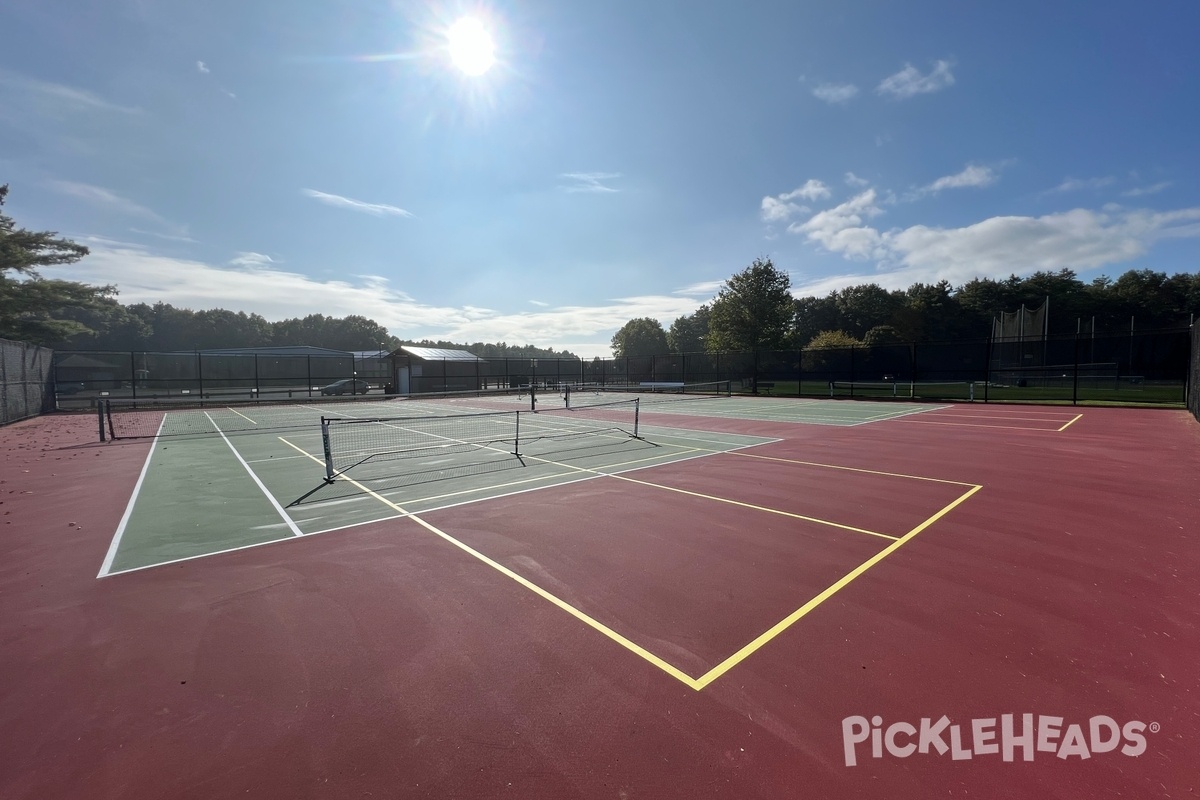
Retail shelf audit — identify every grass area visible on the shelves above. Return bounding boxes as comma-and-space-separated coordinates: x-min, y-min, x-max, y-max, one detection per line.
733, 379, 1186, 407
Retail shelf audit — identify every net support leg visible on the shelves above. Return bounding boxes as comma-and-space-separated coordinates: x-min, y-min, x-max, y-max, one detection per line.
321, 417, 335, 483
97, 401, 106, 442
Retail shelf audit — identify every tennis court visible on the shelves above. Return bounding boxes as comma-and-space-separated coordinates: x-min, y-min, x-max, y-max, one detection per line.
2, 390, 1197, 799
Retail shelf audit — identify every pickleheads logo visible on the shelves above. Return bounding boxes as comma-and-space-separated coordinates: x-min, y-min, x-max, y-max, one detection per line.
842, 714, 1158, 767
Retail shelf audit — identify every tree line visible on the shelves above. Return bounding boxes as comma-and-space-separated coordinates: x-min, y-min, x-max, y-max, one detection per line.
0, 184, 576, 359
612, 258, 1200, 357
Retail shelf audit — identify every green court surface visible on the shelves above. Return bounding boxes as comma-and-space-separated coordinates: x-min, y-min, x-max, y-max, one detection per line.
98, 395, 951, 577
99, 418, 773, 576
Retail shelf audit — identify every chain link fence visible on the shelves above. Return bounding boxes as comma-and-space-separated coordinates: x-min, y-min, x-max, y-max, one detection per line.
1, 338, 54, 426
54, 327, 1192, 411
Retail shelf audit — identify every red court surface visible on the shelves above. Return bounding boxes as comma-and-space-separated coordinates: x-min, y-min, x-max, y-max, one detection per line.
2, 402, 1198, 799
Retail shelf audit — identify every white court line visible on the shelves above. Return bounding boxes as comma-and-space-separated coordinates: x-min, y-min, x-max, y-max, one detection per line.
97, 415, 166, 578
104, 424, 778, 577
226, 406, 258, 425
205, 412, 303, 537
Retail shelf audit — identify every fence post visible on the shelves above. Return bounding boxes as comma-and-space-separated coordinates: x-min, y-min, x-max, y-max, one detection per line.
197, 351, 204, 398
1071, 331, 1080, 405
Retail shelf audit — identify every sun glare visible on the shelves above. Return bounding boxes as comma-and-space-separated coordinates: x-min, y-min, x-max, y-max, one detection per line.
447, 17, 495, 76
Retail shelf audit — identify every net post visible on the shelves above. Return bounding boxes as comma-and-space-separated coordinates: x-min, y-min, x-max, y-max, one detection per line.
513, 410, 522, 456
320, 417, 335, 483
97, 400, 106, 442
104, 399, 115, 440
633, 398, 640, 439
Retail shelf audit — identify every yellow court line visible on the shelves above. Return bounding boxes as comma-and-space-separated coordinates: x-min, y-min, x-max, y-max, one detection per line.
1057, 413, 1083, 432
226, 406, 258, 424
279, 437, 976, 691
730, 451, 977, 487
894, 419, 1063, 432
280, 437, 703, 688
691, 482, 983, 690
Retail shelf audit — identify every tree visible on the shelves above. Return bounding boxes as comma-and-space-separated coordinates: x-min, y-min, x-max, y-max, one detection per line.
804, 330, 862, 350
706, 257, 794, 352
862, 325, 903, 347
0, 184, 114, 343
667, 304, 711, 353
833, 283, 901, 338
611, 317, 669, 358
791, 295, 840, 349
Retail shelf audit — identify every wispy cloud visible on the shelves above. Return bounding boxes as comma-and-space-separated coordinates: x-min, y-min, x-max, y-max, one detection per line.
0, 70, 142, 115
196, 61, 210, 74
229, 252, 276, 268
302, 189, 413, 217
1049, 176, 1115, 194
845, 172, 870, 188
529, 300, 549, 307
673, 280, 725, 297
49, 180, 188, 236
1122, 181, 1172, 197
877, 60, 955, 99
560, 172, 622, 193
922, 164, 998, 195
812, 83, 859, 105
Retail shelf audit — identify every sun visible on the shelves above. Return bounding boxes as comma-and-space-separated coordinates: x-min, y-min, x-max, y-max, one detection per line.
446, 17, 496, 76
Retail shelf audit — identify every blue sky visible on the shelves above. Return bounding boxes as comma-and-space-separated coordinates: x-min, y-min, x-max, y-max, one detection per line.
2, 0, 1198, 357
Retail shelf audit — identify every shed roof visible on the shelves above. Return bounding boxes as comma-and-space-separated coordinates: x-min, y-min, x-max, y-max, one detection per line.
400, 346, 484, 362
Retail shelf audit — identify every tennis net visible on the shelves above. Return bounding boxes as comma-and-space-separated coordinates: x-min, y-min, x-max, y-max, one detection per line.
829, 380, 977, 400
321, 398, 641, 481
101, 386, 539, 440
563, 380, 731, 409
103, 393, 411, 439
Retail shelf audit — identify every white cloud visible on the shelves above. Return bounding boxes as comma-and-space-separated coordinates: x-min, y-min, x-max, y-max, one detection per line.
302, 189, 413, 217
529, 300, 549, 307
196, 61, 210, 74
1050, 176, 1115, 193
812, 83, 859, 104
762, 180, 832, 222
52, 241, 703, 358
877, 60, 955, 99
560, 172, 621, 193
761, 196, 808, 223
845, 172, 870, 188
782, 180, 831, 202
922, 164, 998, 194
789, 189, 886, 260
788, 198, 1200, 294
1122, 181, 1172, 197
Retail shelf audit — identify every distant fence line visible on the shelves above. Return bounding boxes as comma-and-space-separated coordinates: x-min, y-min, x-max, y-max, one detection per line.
51, 326, 1193, 409
1, 338, 54, 427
